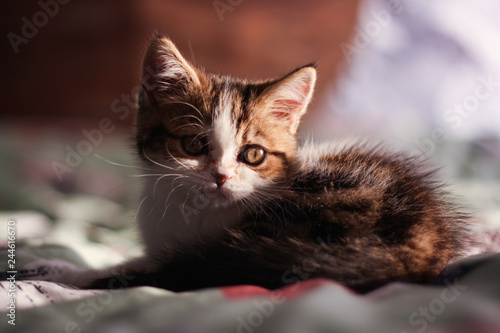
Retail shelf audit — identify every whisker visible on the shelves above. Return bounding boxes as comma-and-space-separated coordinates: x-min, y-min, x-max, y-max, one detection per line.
156, 100, 206, 121
181, 184, 199, 219
153, 172, 186, 199
159, 201, 171, 228
94, 154, 156, 172
133, 173, 186, 178
169, 122, 205, 132
133, 195, 149, 225
170, 114, 204, 125
165, 146, 193, 170
165, 183, 184, 206
142, 147, 182, 172
158, 183, 185, 225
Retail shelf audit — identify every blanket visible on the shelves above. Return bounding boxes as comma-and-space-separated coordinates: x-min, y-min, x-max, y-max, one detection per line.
1, 227, 500, 333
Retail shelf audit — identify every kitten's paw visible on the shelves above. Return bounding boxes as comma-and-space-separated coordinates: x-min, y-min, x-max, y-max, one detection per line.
22, 259, 99, 289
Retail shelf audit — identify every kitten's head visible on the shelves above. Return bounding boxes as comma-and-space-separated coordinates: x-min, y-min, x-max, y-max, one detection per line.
136, 36, 316, 207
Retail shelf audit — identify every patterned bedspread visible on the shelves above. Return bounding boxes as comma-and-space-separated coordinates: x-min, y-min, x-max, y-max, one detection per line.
1, 226, 500, 332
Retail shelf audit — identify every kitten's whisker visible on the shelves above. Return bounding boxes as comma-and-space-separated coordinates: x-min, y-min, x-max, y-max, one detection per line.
133, 173, 185, 178
146, 199, 156, 218
165, 183, 184, 206
93, 154, 156, 172
155, 100, 205, 120
181, 184, 198, 217
240, 194, 262, 216
191, 132, 212, 146
139, 155, 180, 172
159, 201, 171, 230
200, 95, 209, 119
169, 122, 205, 132
133, 195, 149, 225
170, 114, 205, 126
237, 198, 247, 216
153, 175, 163, 199
240, 197, 255, 215
133, 174, 164, 178
159, 183, 185, 224
153, 173, 187, 198
172, 175, 188, 184
142, 148, 184, 172
159, 182, 182, 225
250, 189, 291, 222
159, 194, 171, 231
142, 147, 169, 170
150, 173, 173, 201
165, 146, 194, 171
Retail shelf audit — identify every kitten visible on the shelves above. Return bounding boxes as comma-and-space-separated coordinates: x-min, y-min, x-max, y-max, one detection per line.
54, 36, 469, 293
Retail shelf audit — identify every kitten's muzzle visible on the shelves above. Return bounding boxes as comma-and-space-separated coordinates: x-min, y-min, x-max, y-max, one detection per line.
214, 173, 231, 187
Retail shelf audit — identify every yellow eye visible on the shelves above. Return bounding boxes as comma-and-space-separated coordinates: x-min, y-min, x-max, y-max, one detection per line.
241, 145, 266, 166
181, 136, 208, 156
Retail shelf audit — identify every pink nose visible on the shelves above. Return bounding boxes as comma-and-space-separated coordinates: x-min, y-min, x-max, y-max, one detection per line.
214, 173, 230, 187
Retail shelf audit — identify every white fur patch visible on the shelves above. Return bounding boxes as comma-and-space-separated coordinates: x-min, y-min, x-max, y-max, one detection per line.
296, 139, 359, 172
212, 85, 238, 175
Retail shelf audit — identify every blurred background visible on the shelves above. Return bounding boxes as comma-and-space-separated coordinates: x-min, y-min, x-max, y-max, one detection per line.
0, 0, 499, 264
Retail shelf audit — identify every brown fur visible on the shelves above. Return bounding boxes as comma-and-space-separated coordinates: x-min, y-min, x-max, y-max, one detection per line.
83, 36, 469, 293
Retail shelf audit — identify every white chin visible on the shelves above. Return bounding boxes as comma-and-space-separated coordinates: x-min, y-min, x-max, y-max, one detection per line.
203, 186, 242, 208
211, 196, 234, 208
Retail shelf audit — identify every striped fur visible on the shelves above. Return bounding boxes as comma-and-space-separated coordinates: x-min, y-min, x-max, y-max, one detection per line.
67, 36, 469, 293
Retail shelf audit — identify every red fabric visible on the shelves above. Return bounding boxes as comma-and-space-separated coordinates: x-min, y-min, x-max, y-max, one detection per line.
220, 278, 356, 300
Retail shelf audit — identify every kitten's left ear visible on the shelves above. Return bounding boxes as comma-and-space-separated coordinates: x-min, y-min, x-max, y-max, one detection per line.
260, 65, 317, 134
140, 35, 201, 105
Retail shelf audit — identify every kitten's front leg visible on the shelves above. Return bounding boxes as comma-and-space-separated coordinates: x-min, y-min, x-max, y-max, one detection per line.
79, 256, 159, 290
41, 256, 156, 290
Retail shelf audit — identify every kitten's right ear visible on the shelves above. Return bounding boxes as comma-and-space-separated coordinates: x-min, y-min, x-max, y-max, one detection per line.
258, 65, 317, 135
140, 36, 201, 106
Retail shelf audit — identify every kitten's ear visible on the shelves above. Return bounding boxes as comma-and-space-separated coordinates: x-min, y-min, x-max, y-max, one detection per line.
140, 35, 201, 105
260, 65, 316, 134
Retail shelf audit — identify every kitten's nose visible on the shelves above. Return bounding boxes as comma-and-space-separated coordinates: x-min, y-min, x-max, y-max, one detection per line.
214, 173, 230, 187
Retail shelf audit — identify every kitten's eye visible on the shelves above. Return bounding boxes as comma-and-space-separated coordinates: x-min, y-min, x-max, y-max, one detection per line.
240, 145, 266, 166
181, 136, 208, 156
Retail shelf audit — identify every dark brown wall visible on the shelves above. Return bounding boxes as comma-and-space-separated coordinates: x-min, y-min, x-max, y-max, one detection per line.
1, 0, 359, 126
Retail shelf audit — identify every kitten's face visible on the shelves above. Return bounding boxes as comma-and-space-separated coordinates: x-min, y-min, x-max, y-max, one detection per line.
136, 37, 316, 207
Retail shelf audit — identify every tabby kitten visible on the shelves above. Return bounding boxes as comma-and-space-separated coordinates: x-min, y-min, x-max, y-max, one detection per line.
60, 36, 468, 293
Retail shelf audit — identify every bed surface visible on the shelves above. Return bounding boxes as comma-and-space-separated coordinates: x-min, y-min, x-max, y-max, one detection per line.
1, 123, 500, 332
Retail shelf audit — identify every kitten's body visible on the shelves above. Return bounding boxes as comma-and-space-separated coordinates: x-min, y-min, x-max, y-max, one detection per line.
49, 36, 468, 293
